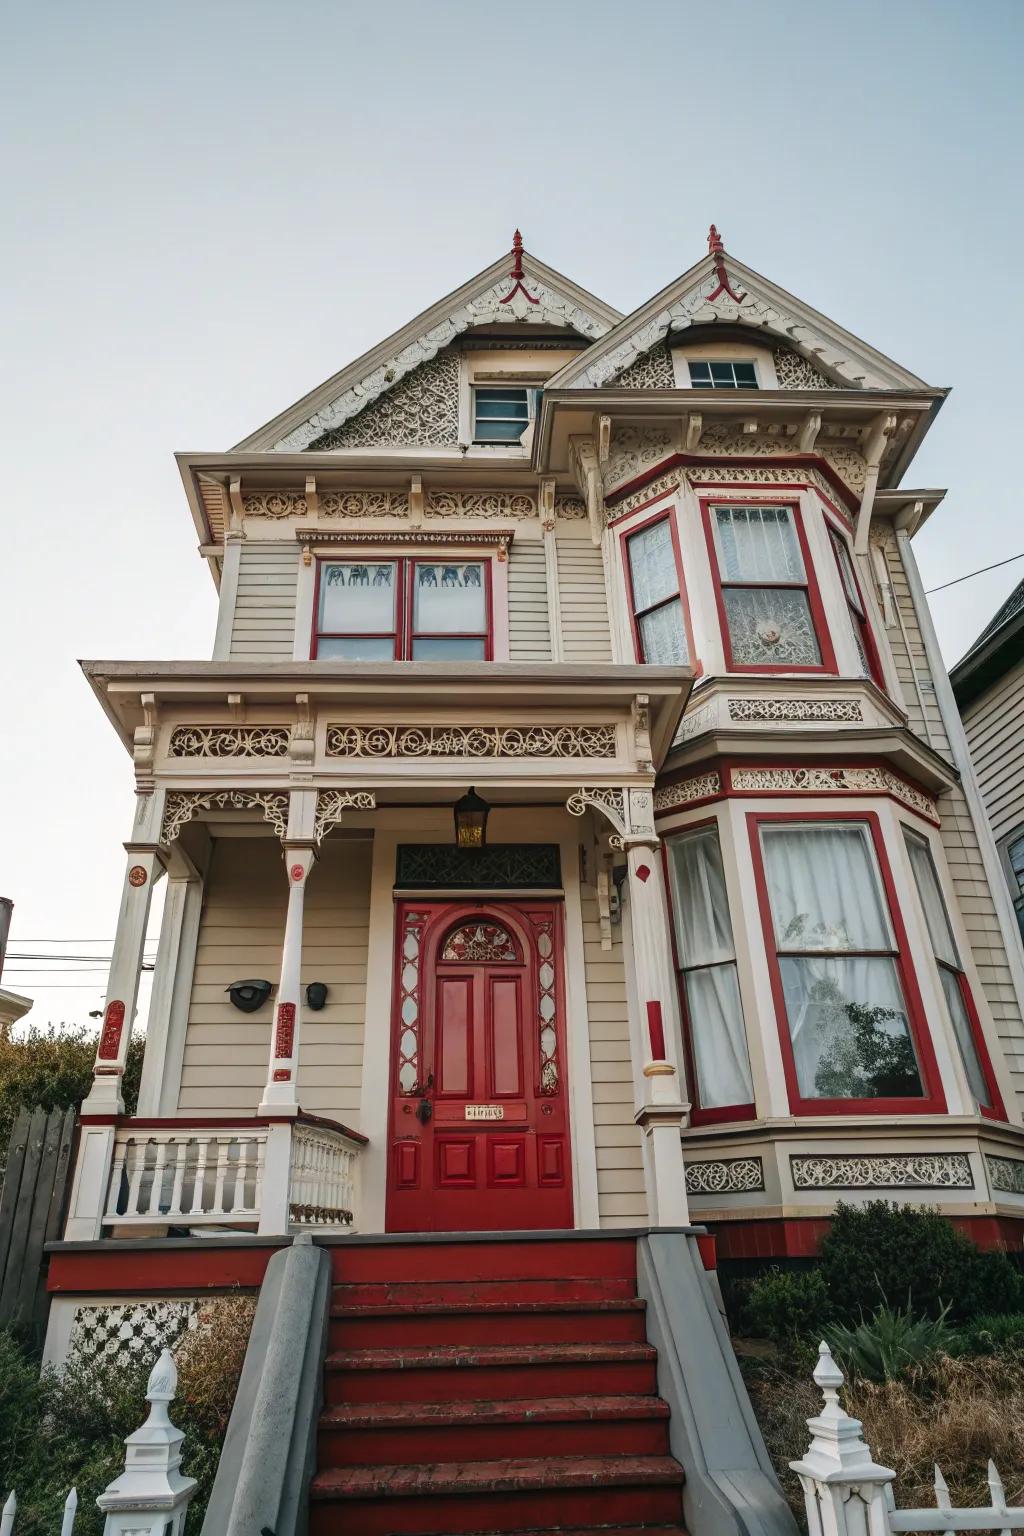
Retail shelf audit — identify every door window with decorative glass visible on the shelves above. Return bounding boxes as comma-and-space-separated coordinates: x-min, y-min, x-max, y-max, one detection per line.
667, 825, 754, 1115
314, 558, 490, 660
624, 516, 691, 666
904, 829, 1001, 1115
707, 503, 829, 671
756, 819, 935, 1108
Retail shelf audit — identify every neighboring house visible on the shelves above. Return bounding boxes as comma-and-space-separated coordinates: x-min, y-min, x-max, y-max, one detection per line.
952, 578, 1024, 948
40, 230, 1024, 1530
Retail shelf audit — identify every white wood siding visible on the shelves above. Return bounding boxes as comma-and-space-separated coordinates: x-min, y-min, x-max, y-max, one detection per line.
963, 657, 1024, 845
178, 835, 371, 1124
507, 540, 553, 661
228, 542, 299, 659
555, 530, 613, 662
580, 886, 647, 1226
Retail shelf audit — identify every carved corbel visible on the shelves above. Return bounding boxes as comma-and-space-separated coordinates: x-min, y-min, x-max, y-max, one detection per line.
685, 412, 703, 452
228, 475, 246, 537
305, 474, 319, 517
228, 693, 245, 722
742, 419, 758, 436
569, 435, 605, 548
409, 473, 424, 527
597, 414, 612, 465
314, 788, 376, 843
132, 693, 159, 796
566, 787, 627, 847
290, 694, 315, 777
539, 476, 556, 533
854, 412, 898, 554
632, 694, 653, 766
798, 410, 822, 452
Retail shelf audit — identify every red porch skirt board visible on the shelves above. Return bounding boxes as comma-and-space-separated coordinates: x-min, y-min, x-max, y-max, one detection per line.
708, 1212, 1024, 1262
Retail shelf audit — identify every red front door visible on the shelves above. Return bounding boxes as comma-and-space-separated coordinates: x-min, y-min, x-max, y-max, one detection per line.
386, 901, 573, 1232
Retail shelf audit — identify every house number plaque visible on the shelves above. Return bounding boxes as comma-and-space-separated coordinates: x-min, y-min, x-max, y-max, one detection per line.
465, 1105, 504, 1120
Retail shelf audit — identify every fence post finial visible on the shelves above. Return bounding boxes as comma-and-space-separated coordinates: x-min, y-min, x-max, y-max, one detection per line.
96, 1348, 197, 1535
790, 1343, 896, 1536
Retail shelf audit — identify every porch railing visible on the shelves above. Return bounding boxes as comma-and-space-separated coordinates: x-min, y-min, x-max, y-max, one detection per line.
95, 1115, 366, 1236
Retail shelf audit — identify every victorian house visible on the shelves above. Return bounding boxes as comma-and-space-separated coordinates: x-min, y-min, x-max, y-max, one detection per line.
39, 236, 1024, 1531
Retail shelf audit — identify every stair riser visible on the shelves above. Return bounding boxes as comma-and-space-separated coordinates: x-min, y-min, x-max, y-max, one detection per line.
319, 1415, 670, 1466
332, 1277, 637, 1307
330, 1240, 637, 1286
325, 1359, 658, 1404
309, 1481, 683, 1535
329, 1310, 646, 1348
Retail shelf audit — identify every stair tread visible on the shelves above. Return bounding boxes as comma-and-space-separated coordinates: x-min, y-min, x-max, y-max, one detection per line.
327, 1342, 657, 1370
321, 1394, 670, 1429
311, 1454, 685, 1500
331, 1298, 646, 1318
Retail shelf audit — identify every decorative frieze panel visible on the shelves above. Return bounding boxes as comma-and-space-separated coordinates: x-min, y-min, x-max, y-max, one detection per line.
314, 789, 376, 843
729, 765, 936, 820
653, 772, 721, 812
161, 789, 290, 844
772, 347, 842, 390
727, 698, 864, 723
318, 490, 409, 517
790, 1153, 974, 1190
554, 495, 587, 519
327, 724, 618, 759
167, 726, 291, 758
425, 491, 536, 519
605, 424, 678, 491
987, 1155, 1024, 1195
612, 342, 675, 388
611, 472, 681, 520
686, 1157, 765, 1195
309, 349, 461, 449
675, 702, 717, 740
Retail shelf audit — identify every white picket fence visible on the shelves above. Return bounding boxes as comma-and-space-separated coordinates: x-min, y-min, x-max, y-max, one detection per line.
1, 1350, 196, 1536
793, 1342, 1024, 1536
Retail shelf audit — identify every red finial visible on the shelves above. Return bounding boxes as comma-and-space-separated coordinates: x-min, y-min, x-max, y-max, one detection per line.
500, 226, 539, 305
708, 224, 724, 255
706, 222, 745, 304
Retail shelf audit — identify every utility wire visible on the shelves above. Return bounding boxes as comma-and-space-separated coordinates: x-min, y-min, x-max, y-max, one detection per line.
926, 551, 1024, 595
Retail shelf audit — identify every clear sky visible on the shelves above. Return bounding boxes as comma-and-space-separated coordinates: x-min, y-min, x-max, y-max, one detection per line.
2, 0, 1022, 1026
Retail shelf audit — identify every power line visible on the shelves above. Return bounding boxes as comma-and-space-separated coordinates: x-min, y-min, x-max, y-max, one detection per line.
926, 551, 1024, 595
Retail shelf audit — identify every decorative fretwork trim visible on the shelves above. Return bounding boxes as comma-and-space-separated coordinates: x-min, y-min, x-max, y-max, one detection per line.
425, 491, 536, 519
168, 726, 291, 758
727, 698, 864, 723
791, 1153, 973, 1190
309, 349, 460, 450
395, 844, 562, 890
987, 1155, 1024, 1195
314, 789, 375, 843
161, 790, 290, 844
566, 786, 627, 834
654, 772, 722, 813
772, 346, 843, 390
327, 724, 618, 759
296, 528, 513, 553
686, 1157, 765, 1195
729, 766, 936, 820
612, 342, 675, 388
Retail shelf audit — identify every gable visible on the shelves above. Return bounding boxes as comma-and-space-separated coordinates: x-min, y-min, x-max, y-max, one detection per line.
549, 238, 928, 394
608, 337, 842, 390
308, 348, 461, 450
236, 238, 621, 454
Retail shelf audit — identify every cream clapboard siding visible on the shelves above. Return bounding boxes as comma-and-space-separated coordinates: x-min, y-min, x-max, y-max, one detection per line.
963, 657, 1024, 845
882, 530, 1024, 1099
555, 529, 613, 662
580, 886, 647, 1226
228, 542, 299, 659
507, 540, 552, 661
178, 835, 371, 1123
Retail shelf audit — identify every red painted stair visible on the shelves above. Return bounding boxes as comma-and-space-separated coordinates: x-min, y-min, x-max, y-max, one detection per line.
309, 1237, 686, 1536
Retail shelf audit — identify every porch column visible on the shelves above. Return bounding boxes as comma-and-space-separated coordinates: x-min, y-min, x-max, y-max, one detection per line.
135, 838, 206, 1117
625, 838, 692, 1227
259, 791, 317, 1117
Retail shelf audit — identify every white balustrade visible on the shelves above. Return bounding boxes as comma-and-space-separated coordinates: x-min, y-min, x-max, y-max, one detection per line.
288, 1122, 362, 1228
103, 1128, 266, 1227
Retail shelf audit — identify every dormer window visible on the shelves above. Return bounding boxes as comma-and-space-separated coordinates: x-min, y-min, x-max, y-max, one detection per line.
688, 359, 758, 389
473, 387, 539, 444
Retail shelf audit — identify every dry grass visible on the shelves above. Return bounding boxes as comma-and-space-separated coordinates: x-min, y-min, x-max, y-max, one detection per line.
740, 1346, 1024, 1518
174, 1294, 256, 1439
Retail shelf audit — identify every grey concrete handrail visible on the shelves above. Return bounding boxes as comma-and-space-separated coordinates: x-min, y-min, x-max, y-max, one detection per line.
637, 1231, 798, 1536
201, 1235, 331, 1536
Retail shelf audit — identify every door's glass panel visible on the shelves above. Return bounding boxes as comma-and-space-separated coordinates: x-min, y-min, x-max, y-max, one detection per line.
441, 922, 518, 963
319, 563, 396, 631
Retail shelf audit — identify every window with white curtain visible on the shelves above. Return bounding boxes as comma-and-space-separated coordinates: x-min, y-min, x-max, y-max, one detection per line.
710, 505, 824, 669
758, 821, 926, 1103
904, 829, 995, 1111
667, 825, 754, 1110
625, 517, 690, 665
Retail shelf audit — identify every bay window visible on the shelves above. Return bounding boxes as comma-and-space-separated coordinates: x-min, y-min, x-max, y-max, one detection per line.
314, 558, 491, 660
753, 816, 940, 1111
624, 515, 692, 666
904, 829, 1002, 1116
667, 825, 754, 1117
828, 523, 884, 687
704, 503, 833, 672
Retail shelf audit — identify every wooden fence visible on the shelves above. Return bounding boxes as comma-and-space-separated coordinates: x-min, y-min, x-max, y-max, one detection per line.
0, 1106, 76, 1334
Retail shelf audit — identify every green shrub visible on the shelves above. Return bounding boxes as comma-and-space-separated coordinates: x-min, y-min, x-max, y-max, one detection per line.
952, 1312, 1024, 1356
825, 1303, 953, 1382
0, 1024, 144, 1172
740, 1266, 833, 1343
819, 1201, 1023, 1323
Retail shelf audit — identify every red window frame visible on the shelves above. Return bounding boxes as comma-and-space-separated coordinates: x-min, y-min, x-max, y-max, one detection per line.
311, 556, 493, 660
700, 497, 837, 675
619, 507, 697, 669
903, 827, 1006, 1121
826, 518, 886, 690
661, 820, 756, 1126
747, 809, 946, 1116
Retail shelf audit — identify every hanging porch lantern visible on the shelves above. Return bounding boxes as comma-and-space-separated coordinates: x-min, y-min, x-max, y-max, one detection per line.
453, 786, 490, 849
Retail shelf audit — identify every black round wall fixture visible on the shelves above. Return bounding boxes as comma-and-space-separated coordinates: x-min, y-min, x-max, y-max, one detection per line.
226, 979, 272, 1014
306, 982, 328, 1011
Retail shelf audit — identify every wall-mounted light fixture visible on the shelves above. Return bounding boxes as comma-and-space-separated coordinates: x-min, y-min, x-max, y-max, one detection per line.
226, 979, 272, 1014
305, 982, 328, 1011
453, 786, 490, 849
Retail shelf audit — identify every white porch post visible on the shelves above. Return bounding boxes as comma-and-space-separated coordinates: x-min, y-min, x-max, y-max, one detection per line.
136, 832, 208, 1117
259, 790, 317, 1117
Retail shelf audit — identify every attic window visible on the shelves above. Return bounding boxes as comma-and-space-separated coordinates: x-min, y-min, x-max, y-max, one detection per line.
688, 360, 758, 390
473, 387, 540, 444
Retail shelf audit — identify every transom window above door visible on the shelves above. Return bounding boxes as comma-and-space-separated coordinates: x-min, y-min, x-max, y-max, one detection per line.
688, 359, 758, 389
472, 387, 540, 444
314, 558, 491, 660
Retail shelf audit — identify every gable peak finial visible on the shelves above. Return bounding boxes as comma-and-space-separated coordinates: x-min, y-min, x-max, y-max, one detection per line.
706, 222, 746, 304
708, 224, 724, 255
501, 226, 539, 306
